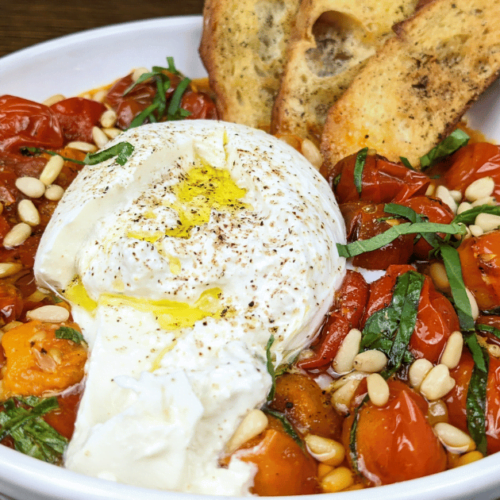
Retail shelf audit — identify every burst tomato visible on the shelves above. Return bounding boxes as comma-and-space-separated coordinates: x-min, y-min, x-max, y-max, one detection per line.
181, 90, 218, 120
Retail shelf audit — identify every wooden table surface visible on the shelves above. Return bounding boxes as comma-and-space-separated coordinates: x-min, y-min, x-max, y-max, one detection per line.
0, 0, 204, 58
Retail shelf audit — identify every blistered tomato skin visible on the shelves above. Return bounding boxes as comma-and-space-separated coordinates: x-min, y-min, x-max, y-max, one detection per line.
336, 270, 369, 329
343, 380, 447, 486
446, 351, 500, 454
44, 389, 83, 440
181, 91, 218, 120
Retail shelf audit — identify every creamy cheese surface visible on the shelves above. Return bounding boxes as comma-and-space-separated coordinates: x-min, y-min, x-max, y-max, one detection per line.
34, 121, 346, 495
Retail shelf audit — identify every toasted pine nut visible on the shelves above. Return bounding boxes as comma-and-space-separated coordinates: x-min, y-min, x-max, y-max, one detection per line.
305, 435, 345, 466
466, 288, 479, 320
0, 263, 22, 278
321, 467, 354, 493
92, 89, 107, 103
425, 184, 435, 197
15, 177, 46, 198
434, 422, 476, 452
226, 409, 268, 454
26, 290, 48, 303
475, 213, 500, 233
330, 371, 367, 391
450, 190, 462, 203
367, 373, 390, 407
44, 184, 65, 201
17, 200, 40, 227
92, 126, 109, 149
103, 127, 122, 139
333, 328, 362, 374
301, 139, 323, 169
39, 155, 64, 186
455, 451, 483, 467
42, 94, 65, 107
420, 364, 456, 401
465, 177, 495, 202
471, 196, 496, 207
436, 186, 457, 213
409, 358, 433, 389
318, 464, 334, 479
331, 379, 361, 415
100, 109, 117, 129
29, 331, 47, 342
67, 141, 97, 153
457, 202, 473, 215
48, 348, 62, 364
441, 332, 463, 369
3, 223, 31, 248
384, 219, 401, 227
26, 305, 70, 323
487, 344, 500, 358
2, 321, 22, 332
469, 224, 484, 237
427, 400, 449, 426
353, 350, 387, 373
132, 67, 150, 82
429, 262, 450, 292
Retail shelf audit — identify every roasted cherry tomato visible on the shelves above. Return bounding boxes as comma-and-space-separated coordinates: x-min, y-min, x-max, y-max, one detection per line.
0, 284, 23, 324
443, 143, 500, 201
336, 270, 370, 329
477, 316, 500, 346
399, 196, 455, 260
321, 152, 429, 205
343, 380, 447, 485
363, 265, 460, 363
0, 95, 63, 153
181, 90, 218, 120
50, 97, 105, 144
341, 202, 414, 270
0, 151, 47, 179
44, 388, 82, 440
446, 350, 500, 454
458, 231, 500, 311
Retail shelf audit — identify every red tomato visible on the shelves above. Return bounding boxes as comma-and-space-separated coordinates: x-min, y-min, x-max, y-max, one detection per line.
0, 284, 23, 323
458, 231, 500, 311
341, 202, 414, 270
0, 216, 11, 242
443, 143, 500, 201
181, 91, 218, 120
50, 97, 105, 144
399, 196, 455, 260
446, 350, 500, 454
343, 380, 447, 485
321, 153, 429, 204
44, 388, 82, 440
336, 270, 370, 329
363, 265, 459, 363
0, 95, 63, 153
477, 316, 500, 346
0, 151, 47, 179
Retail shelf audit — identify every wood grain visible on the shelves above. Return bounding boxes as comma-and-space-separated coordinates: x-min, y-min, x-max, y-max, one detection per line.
0, 0, 204, 58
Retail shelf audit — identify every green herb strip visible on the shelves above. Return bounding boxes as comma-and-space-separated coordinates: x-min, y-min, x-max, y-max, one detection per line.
167, 56, 180, 75
167, 77, 191, 121
399, 156, 416, 171
453, 205, 500, 225
333, 173, 342, 188
337, 221, 464, 258
262, 408, 304, 449
349, 395, 369, 475
353, 147, 369, 194
483, 307, 500, 316
21, 147, 85, 165
477, 324, 500, 339
128, 103, 160, 129
55, 326, 85, 344
420, 129, 470, 170
265, 335, 276, 402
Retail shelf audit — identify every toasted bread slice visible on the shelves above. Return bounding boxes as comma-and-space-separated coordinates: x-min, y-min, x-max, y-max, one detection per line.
321, 0, 500, 169
271, 0, 418, 142
200, 0, 300, 129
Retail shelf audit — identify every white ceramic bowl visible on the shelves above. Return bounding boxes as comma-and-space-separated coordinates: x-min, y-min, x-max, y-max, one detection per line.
1, 15, 500, 500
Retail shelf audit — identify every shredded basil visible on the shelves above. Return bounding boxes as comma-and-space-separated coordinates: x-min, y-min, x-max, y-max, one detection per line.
353, 147, 368, 195
167, 77, 192, 121
399, 156, 416, 171
21, 147, 85, 165
483, 307, 500, 316
55, 326, 85, 345
477, 324, 500, 339
464, 333, 488, 372
333, 173, 341, 188
420, 129, 470, 170
349, 395, 369, 475
128, 103, 160, 129
167, 56, 180, 75
453, 205, 500, 225
265, 335, 276, 402
262, 408, 303, 449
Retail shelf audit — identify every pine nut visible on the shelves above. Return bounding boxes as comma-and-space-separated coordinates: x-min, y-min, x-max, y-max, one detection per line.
455, 451, 483, 467
67, 141, 97, 153
42, 94, 65, 107
3, 223, 31, 248
44, 184, 65, 201
92, 89, 107, 103
39, 155, 64, 186
457, 202, 473, 215
471, 196, 496, 207
305, 435, 345, 466
15, 177, 46, 198
466, 288, 479, 320
427, 400, 449, 426
26, 305, 70, 323
330, 371, 367, 391
92, 126, 109, 149
441, 332, 463, 369
331, 379, 361, 415
226, 409, 268, 454
321, 467, 354, 493
332, 328, 362, 374
454, 223, 471, 241
132, 67, 150, 82
450, 190, 462, 203
301, 139, 323, 169
48, 348, 62, 364
29, 331, 47, 342
429, 262, 450, 292
2, 321, 22, 333
469, 225, 484, 237
17, 200, 40, 227
487, 344, 500, 358
353, 350, 387, 373
420, 364, 456, 400
434, 422, 476, 452
0, 263, 22, 278
100, 109, 117, 129
80, 93, 91, 100
367, 373, 390, 406
465, 177, 495, 202
436, 186, 457, 213
409, 358, 433, 389
103, 127, 122, 139
318, 464, 333, 479
425, 184, 435, 197
475, 213, 500, 233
